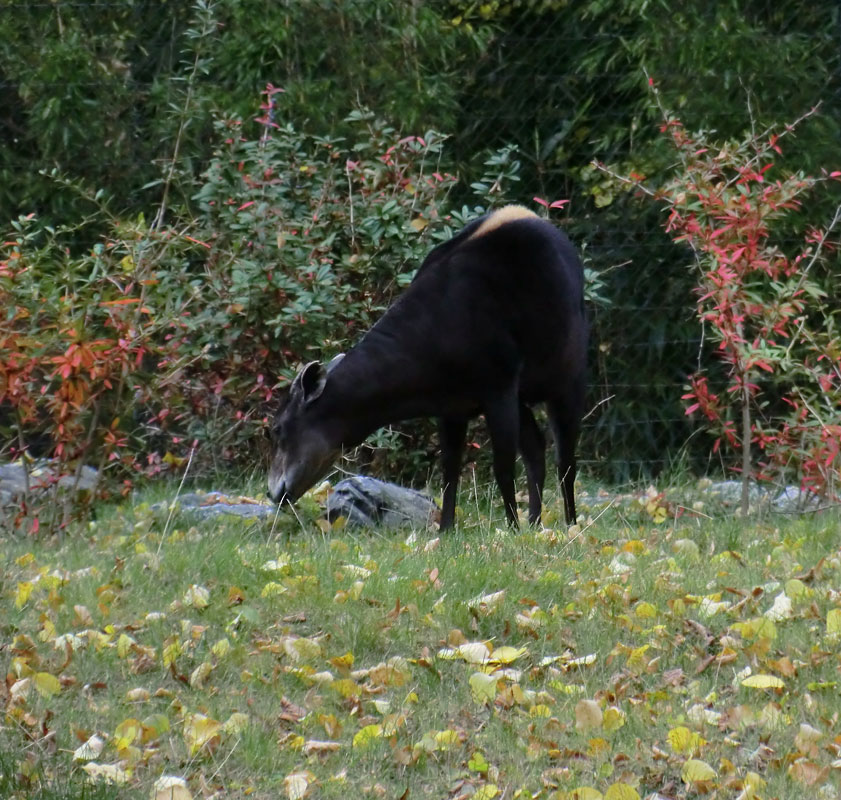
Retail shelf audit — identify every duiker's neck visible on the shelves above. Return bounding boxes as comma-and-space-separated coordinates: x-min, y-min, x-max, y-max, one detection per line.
316, 325, 437, 447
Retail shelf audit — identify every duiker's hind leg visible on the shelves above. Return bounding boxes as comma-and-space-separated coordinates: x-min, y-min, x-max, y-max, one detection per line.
439, 416, 468, 530
484, 389, 520, 526
546, 392, 584, 525
518, 404, 546, 525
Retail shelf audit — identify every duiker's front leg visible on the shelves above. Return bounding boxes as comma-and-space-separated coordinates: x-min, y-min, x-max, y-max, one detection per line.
546, 391, 584, 525
439, 416, 468, 530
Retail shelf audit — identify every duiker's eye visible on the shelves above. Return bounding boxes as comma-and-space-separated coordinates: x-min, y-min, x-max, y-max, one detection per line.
268, 425, 287, 447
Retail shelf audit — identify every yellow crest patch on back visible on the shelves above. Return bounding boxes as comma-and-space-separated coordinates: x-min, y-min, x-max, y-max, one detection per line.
468, 205, 540, 240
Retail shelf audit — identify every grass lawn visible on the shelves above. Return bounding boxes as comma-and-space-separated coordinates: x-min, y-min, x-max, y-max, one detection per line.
2, 482, 840, 800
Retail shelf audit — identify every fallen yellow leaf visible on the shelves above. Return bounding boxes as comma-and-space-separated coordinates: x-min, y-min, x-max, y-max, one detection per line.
468, 751, 489, 772
182, 584, 210, 609
626, 644, 651, 671
604, 783, 640, 800
151, 776, 193, 800
634, 601, 657, 619
603, 706, 626, 732
667, 725, 705, 755
284, 771, 314, 800
183, 713, 221, 756
568, 788, 602, 800
114, 718, 141, 750
189, 661, 213, 689
352, 724, 382, 749
82, 762, 130, 784
458, 641, 492, 663
261, 581, 288, 598
741, 674, 785, 689
33, 671, 61, 698
211, 637, 231, 657
15, 581, 34, 609
303, 739, 341, 755
223, 712, 249, 735
434, 729, 460, 749
488, 645, 528, 664
681, 758, 717, 783
469, 672, 498, 704
330, 678, 358, 698
575, 699, 603, 731
284, 636, 322, 662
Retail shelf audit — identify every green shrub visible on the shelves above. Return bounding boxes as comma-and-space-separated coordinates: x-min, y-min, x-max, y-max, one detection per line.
597, 98, 841, 504
1, 93, 530, 531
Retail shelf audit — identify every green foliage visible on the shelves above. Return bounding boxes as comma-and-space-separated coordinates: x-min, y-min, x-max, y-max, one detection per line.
2, 94, 532, 529
191, 108, 456, 372
0, 0, 484, 224
2, 0, 841, 490
604, 106, 841, 501
0, 216, 160, 530
596, 100, 841, 500
0, 1, 194, 222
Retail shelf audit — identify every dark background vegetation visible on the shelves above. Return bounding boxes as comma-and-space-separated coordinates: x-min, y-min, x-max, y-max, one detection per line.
2, 0, 840, 489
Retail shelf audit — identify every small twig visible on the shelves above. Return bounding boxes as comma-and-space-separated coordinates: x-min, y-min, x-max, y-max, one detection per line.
590, 159, 656, 197
151, 5, 216, 231
207, 737, 240, 783
156, 344, 212, 388
157, 444, 195, 556
674, 505, 713, 520
267, 500, 285, 541
599, 259, 632, 276
724, 103, 823, 192
743, 78, 757, 140
472, 463, 481, 525
582, 394, 614, 422
14, 408, 31, 496
346, 161, 356, 249
642, 66, 822, 195
562, 499, 617, 552
793, 200, 841, 293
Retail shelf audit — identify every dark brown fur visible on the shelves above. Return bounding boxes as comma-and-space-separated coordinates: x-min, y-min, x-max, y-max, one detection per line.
268, 207, 587, 528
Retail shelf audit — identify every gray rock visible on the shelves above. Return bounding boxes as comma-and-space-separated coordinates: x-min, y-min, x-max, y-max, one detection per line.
171, 492, 212, 509
56, 465, 99, 491
158, 479, 438, 528
705, 480, 772, 508
771, 486, 823, 513
701, 480, 824, 513
0, 460, 99, 501
183, 502, 277, 520
0, 463, 31, 494
326, 475, 439, 528
161, 491, 276, 520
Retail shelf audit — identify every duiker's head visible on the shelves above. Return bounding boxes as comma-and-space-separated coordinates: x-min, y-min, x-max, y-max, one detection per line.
267, 357, 344, 505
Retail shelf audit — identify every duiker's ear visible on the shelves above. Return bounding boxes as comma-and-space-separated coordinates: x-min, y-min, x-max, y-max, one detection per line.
326, 352, 345, 374
291, 361, 327, 403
